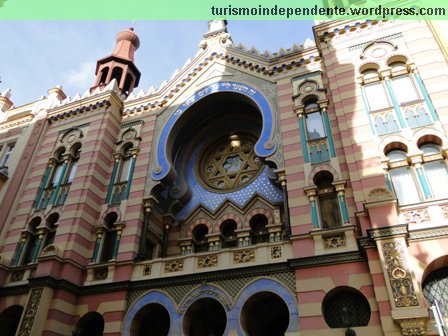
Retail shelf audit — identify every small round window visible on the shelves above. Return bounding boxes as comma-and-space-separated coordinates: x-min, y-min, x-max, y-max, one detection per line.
197, 134, 263, 192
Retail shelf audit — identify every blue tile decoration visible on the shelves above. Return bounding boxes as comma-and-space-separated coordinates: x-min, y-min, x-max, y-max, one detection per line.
175, 143, 283, 220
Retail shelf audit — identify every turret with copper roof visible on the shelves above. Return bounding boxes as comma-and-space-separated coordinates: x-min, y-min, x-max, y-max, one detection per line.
90, 27, 141, 96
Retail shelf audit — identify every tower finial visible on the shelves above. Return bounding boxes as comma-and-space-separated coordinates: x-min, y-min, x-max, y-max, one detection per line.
90, 27, 141, 96
204, 20, 228, 37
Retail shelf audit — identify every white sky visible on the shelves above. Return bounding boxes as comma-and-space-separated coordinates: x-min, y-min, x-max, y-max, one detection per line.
0, 21, 314, 107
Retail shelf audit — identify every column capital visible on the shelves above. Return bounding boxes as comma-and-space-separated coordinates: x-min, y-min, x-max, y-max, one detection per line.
293, 107, 304, 117
143, 197, 158, 212
304, 186, 317, 196
317, 99, 329, 110
274, 169, 287, 186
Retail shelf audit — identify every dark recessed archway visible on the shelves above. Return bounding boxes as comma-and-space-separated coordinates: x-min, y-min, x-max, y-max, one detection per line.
130, 303, 170, 336
0, 305, 24, 336
73, 312, 104, 336
183, 298, 227, 336
241, 292, 289, 336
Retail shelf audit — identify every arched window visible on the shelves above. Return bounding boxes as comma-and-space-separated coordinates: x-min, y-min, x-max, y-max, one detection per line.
44, 213, 59, 248
99, 212, 118, 263
419, 142, 448, 199
21, 217, 41, 265
323, 287, 371, 328
249, 214, 269, 244
99, 66, 109, 84
390, 62, 420, 105
111, 67, 123, 85
220, 219, 237, 248
362, 68, 390, 111
314, 171, 341, 229
118, 145, 133, 183
192, 224, 209, 253
123, 73, 133, 95
386, 149, 421, 205
304, 100, 325, 141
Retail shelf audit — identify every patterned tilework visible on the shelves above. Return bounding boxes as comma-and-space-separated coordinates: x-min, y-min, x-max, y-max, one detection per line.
175, 143, 283, 220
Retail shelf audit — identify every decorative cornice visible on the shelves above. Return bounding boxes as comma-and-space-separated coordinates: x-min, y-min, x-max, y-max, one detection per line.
120, 120, 144, 128
288, 251, 366, 269
48, 100, 112, 124
358, 236, 375, 249
368, 224, 408, 240
408, 226, 448, 241
0, 115, 33, 130
292, 71, 322, 82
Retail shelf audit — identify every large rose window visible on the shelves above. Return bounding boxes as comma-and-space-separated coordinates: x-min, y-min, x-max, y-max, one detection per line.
197, 134, 262, 192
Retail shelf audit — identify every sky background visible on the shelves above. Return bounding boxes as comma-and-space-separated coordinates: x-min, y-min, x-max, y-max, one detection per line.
0, 21, 314, 107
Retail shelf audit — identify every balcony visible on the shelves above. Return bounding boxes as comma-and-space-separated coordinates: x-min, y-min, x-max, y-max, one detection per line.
84, 241, 292, 285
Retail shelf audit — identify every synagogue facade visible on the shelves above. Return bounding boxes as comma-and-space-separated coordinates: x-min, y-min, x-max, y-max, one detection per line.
0, 19, 448, 336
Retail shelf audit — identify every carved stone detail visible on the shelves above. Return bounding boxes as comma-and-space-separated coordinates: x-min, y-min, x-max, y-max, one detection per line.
382, 241, 419, 307
402, 209, 430, 226
142, 264, 152, 276
440, 205, 448, 219
271, 246, 282, 259
398, 318, 426, 336
197, 255, 218, 268
323, 233, 346, 249
17, 287, 44, 336
94, 267, 108, 280
10, 270, 24, 282
164, 259, 184, 273
233, 249, 255, 264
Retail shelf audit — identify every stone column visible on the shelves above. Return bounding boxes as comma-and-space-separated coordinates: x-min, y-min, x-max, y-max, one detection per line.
294, 107, 310, 163
276, 169, 291, 237
162, 216, 175, 258
382, 72, 406, 129
333, 181, 350, 224
135, 199, 155, 261
106, 155, 120, 204
31, 229, 45, 263
304, 186, 320, 229
112, 222, 125, 260
12, 232, 28, 266
318, 100, 336, 158
91, 227, 104, 263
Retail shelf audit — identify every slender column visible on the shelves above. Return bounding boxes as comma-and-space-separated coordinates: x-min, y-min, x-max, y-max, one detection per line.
319, 102, 336, 158
414, 72, 438, 121
91, 228, 103, 263
334, 181, 350, 224
294, 108, 310, 163
162, 223, 171, 258
106, 156, 120, 204
276, 170, 291, 237
31, 229, 45, 262
410, 156, 433, 199
384, 77, 406, 128
50, 159, 68, 206
34, 162, 53, 208
305, 187, 320, 229
124, 149, 139, 199
12, 233, 28, 266
112, 222, 125, 260
135, 200, 153, 261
